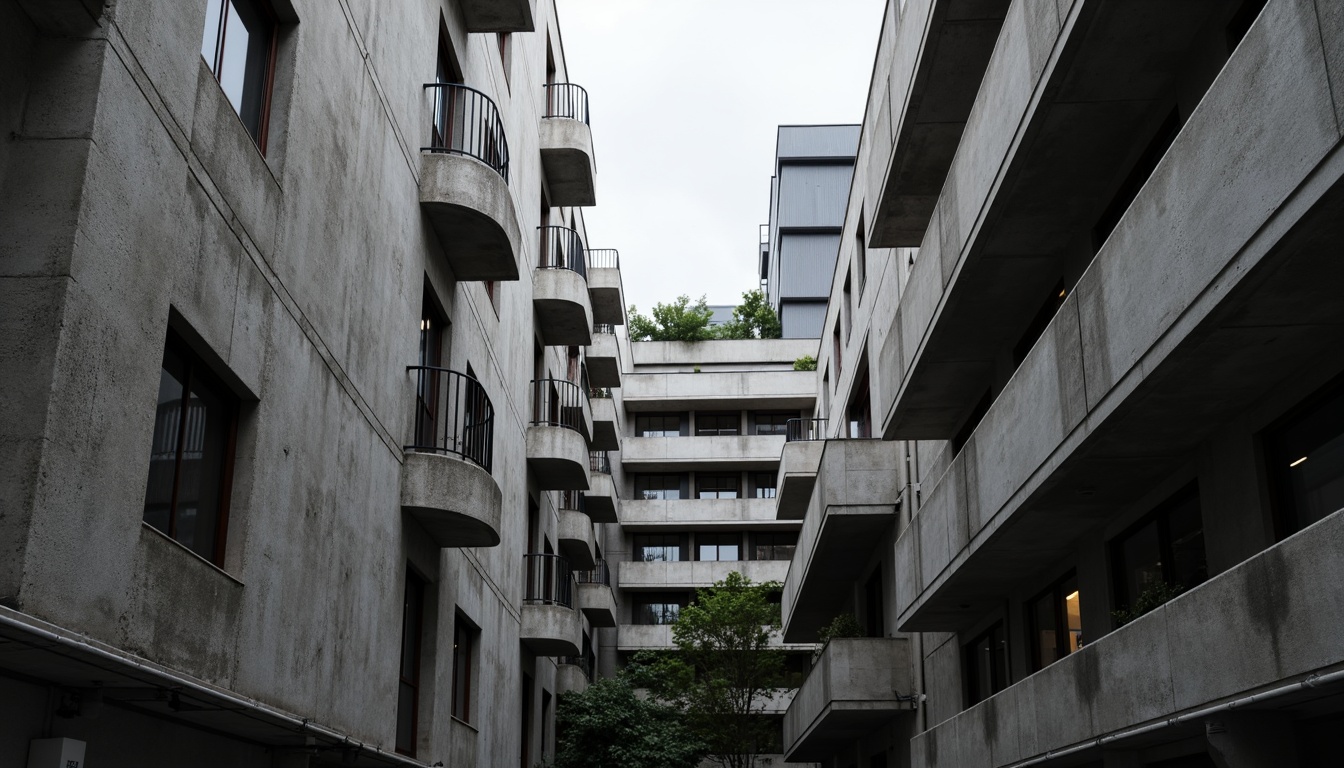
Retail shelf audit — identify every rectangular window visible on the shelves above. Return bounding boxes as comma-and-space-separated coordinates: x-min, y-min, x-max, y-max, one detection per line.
633, 534, 687, 562
1264, 376, 1344, 538
451, 612, 476, 723
1026, 572, 1082, 672
201, 0, 278, 150
749, 472, 777, 499
855, 213, 867, 296
696, 473, 740, 500
832, 326, 843, 377
1110, 484, 1206, 624
864, 569, 884, 638
143, 330, 239, 565
963, 622, 1008, 708
396, 570, 426, 756
696, 532, 740, 562
635, 413, 686, 437
752, 532, 797, 561
696, 412, 741, 436
752, 412, 794, 436
847, 372, 872, 439
842, 273, 852, 342
632, 592, 691, 625
633, 473, 687, 501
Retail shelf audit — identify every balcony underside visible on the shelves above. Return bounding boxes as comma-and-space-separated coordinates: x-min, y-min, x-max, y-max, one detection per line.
581, 473, 618, 523
558, 510, 597, 570
585, 334, 620, 387
525, 426, 590, 490
783, 506, 895, 643
577, 582, 617, 628
539, 119, 596, 206
458, 0, 534, 33
587, 267, 624, 326
534, 268, 593, 346
776, 440, 823, 520
400, 452, 502, 547
784, 638, 915, 763
520, 603, 581, 656
419, 152, 521, 281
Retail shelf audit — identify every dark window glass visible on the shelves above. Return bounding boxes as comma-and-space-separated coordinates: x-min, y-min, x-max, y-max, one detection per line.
397, 571, 425, 756
963, 622, 1008, 708
864, 569, 884, 638
753, 412, 794, 436
452, 612, 475, 722
1110, 484, 1207, 622
143, 333, 238, 564
1264, 378, 1344, 537
847, 372, 871, 439
696, 412, 741, 436
697, 532, 740, 562
752, 532, 797, 561
632, 592, 691, 625
1026, 573, 1082, 672
634, 534, 686, 562
634, 473, 686, 500
750, 472, 777, 499
636, 413, 685, 437
201, 0, 277, 148
697, 473, 740, 499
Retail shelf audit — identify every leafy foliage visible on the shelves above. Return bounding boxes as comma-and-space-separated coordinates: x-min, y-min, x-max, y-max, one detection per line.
628, 295, 716, 342
627, 572, 790, 768
553, 676, 707, 768
713, 290, 783, 340
1111, 581, 1185, 626
793, 355, 817, 371
817, 613, 863, 645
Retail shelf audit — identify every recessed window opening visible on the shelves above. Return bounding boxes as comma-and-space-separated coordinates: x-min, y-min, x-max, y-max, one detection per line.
396, 569, 426, 755
1264, 374, 1344, 538
749, 472, 778, 499
963, 622, 1008, 707
696, 412, 741, 436
635, 412, 686, 437
451, 611, 477, 723
1109, 483, 1207, 626
751, 532, 796, 561
634, 533, 687, 562
696, 473, 740, 500
1027, 571, 1082, 672
634, 473, 687, 501
847, 371, 872, 439
201, 0, 278, 150
632, 592, 691, 625
696, 532, 741, 562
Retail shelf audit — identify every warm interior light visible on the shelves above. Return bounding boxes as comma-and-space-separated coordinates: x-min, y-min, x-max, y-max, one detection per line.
1058, 289, 1067, 298
1066, 590, 1079, 601
1290, 456, 1308, 467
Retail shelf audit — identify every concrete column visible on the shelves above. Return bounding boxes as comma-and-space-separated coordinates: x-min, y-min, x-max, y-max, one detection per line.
1206, 712, 1299, 768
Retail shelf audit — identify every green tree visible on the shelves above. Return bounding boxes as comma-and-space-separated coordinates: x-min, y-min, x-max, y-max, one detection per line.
714, 289, 782, 340
628, 294, 715, 342
793, 355, 817, 371
627, 572, 790, 768
554, 676, 707, 768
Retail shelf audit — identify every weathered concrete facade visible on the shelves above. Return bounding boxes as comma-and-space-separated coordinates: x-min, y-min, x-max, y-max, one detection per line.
0, 0, 615, 765
782, 0, 1344, 767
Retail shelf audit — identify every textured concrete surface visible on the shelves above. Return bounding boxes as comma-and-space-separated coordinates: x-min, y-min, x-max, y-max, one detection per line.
776, 439, 824, 520
533, 266, 594, 346
526, 425, 591, 490
557, 509, 597, 570
539, 117, 596, 207
419, 151, 523, 281
784, 637, 915, 762
576, 581, 617, 628
520, 602, 582, 657
586, 264, 625, 326
585, 331, 621, 387
400, 452, 503, 548
458, 0, 534, 32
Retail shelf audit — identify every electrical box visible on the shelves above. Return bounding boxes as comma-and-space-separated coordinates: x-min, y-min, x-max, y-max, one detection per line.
26, 738, 86, 768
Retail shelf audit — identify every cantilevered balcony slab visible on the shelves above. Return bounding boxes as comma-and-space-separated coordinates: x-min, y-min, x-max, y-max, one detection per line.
540, 119, 596, 207
586, 251, 625, 326
458, 0, 533, 32
581, 471, 618, 523
617, 624, 673, 652
577, 581, 617, 628
533, 267, 593, 346
525, 425, 589, 490
782, 440, 903, 643
585, 332, 621, 388
419, 152, 521, 281
783, 638, 914, 763
621, 498, 782, 531
619, 560, 789, 591
400, 452, 502, 547
558, 509, 597, 570
520, 603, 581, 656
589, 396, 619, 451
622, 435, 785, 472
776, 439, 823, 520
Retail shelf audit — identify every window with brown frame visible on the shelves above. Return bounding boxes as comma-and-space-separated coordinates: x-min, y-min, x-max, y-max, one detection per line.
963, 621, 1008, 708
143, 330, 239, 565
1026, 572, 1082, 672
200, 0, 279, 151
452, 611, 477, 723
396, 570, 426, 756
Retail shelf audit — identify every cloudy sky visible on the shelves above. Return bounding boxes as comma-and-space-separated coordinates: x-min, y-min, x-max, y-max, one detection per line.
555, 0, 886, 314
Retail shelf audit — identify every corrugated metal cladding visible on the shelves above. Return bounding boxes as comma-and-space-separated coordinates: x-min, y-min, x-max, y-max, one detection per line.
781, 301, 829, 338
777, 164, 854, 228
779, 233, 840, 298
777, 124, 861, 159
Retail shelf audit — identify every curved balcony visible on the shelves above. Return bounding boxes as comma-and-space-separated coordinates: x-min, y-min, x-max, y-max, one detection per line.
558, 495, 597, 570
521, 554, 582, 656
575, 561, 617, 628
419, 83, 521, 281
534, 226, 593, 345
401, 367, 501, 547
586, 325, 621, 388
459, 0, 533, 33
585, 249, 625, 326
582, 452, 618, 523
556, 656, 591, 695
526, 379, 590, 490
540, 83, 596, 206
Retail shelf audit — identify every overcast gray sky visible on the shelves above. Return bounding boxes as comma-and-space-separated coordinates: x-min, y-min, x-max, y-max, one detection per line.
555, 0, 885, 314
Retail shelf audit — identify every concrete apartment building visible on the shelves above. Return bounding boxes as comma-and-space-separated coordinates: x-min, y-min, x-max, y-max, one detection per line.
0, 0, 624, 766
761, 125, 860, 339
778, 0, 1344, 767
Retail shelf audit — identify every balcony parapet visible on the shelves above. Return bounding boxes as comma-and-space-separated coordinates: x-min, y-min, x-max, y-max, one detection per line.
621, 498, 781, 531
520, 554, 582, 656
621, 434, 785, 471
589, 394, 620, 451
534, 226, 593, 346
776, 436, 824, 521
586, 329, 621, 388
586, 250, 625, 326
576, 561, 617, 628
525, 379, 589, 490
558, 503, 597, 570
783, 637, 914, 762
540, 83, 596, 206
619, 560, 789, 591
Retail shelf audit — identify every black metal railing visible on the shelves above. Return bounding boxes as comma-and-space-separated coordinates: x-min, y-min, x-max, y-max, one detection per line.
589, 386, 612, 399
575, 560, 610, 587
585, 249, 619, 269
531, 378, 585, 431
589, 451, 611, 474
538, 226, 587, 278
558, 655, 593, 681
785, 417, 826, 442
524, 553, 574, 608
593, 323, 615, 335
560, 490, 585, 513
423, 82, 509, 182
406, 367, 494, 472
543, 83, 590, 125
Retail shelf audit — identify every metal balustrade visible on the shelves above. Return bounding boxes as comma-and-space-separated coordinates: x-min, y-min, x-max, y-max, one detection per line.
542, 83, 590, 125
785, 417, 827, 442
406, 367, 494, 472
423, 82, 509, 182
530, 378, 585, 431
585, 249, 619, 269
537, 226, 587, 279
574, 560, 610, 587
524, 553, 574, 608
589, 451, 611, 474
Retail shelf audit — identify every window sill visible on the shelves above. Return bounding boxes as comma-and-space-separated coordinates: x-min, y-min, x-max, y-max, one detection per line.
140, 522, 245, 588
